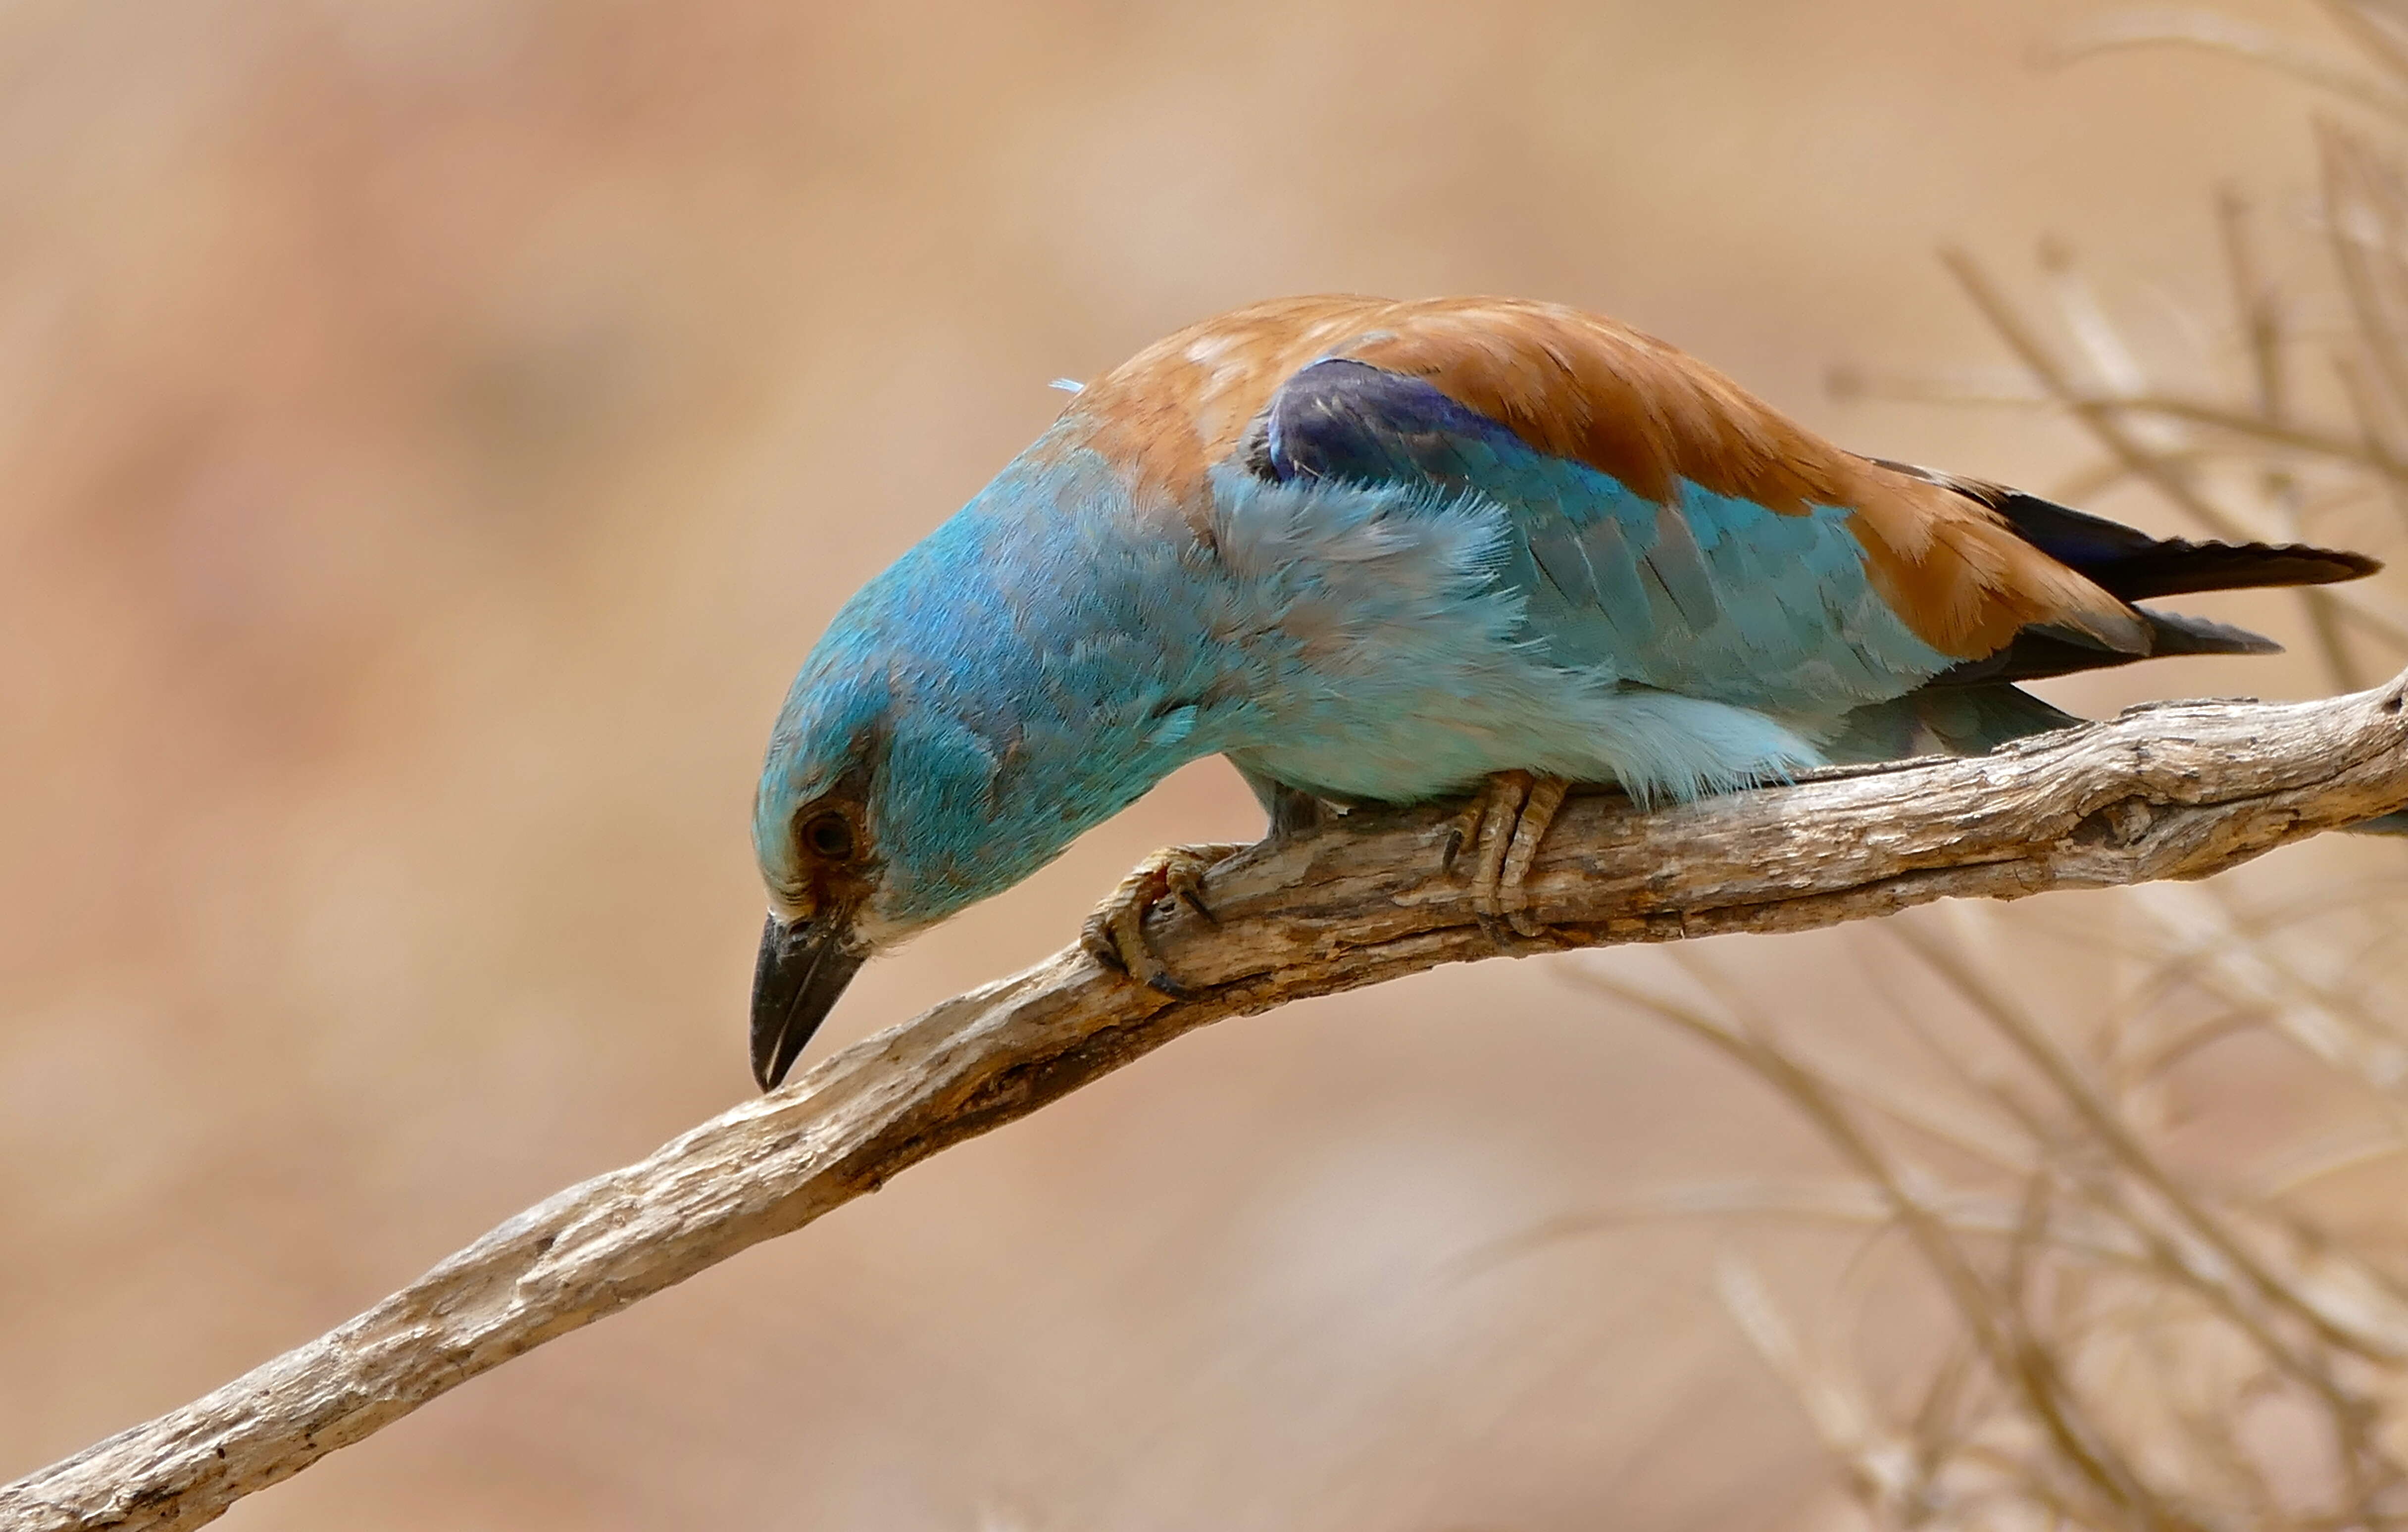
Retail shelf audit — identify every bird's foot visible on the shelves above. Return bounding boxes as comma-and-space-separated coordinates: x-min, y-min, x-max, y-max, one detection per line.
1443, 770, 1570, 943
1080, 842, 1250, 996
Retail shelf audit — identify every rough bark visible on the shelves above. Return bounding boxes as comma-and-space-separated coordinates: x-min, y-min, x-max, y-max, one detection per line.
10, 675, 2408, 1532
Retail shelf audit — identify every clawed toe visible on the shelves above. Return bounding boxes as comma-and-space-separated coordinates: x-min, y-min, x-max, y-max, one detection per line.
1082, 842, 1247, 994
1448, 771, 1570, 943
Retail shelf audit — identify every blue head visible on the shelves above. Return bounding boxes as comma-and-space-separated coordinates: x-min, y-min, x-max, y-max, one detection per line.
745, 451, 1232, 1088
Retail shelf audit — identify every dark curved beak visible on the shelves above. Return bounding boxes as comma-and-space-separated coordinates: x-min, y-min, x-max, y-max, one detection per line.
750, 911, 867, 1091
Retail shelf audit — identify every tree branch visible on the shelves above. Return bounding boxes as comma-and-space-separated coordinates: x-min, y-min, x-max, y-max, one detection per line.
11, 675, 2408, 1532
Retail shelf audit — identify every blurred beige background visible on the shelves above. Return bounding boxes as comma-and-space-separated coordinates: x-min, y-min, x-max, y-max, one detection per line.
1, 0, 2396, 1527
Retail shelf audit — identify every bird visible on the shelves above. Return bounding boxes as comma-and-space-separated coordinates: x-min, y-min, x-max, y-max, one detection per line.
746, 294, 2382, 1090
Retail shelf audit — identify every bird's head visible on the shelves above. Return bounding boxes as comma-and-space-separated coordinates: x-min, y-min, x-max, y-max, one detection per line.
744, 454, 1226, 1089
745, 676, 886, 1096
750, 641, 1020, 1090
746, 599, 1086, 1090
747, 659, 889, 1092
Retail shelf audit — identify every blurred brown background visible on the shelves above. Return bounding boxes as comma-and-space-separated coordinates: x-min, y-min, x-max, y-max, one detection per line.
1, 1, 2396, 1526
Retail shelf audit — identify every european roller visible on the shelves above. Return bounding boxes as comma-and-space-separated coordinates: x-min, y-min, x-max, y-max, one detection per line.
748, 295, 2380, 1089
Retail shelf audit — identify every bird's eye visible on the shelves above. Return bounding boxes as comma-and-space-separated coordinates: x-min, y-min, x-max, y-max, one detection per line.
800, 811, 855, 862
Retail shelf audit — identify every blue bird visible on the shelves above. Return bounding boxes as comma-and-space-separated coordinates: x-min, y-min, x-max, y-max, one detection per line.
747, 295, 2380, 1089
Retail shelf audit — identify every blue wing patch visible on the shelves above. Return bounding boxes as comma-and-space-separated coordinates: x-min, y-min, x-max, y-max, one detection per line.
1251, 356, 1528, 486
1245, 358, 1954, 717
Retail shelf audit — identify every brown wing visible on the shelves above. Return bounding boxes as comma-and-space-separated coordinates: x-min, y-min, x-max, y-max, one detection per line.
1056, 294, 2149, 660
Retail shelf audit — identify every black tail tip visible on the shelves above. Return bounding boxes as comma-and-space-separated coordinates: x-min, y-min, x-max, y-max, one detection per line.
2269, 544, 2384, 585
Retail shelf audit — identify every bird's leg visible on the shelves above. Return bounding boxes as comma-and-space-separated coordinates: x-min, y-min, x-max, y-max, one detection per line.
1080, 842, 1250, 997
1446, 770, 1571, 942
1262, 781, 1327, 839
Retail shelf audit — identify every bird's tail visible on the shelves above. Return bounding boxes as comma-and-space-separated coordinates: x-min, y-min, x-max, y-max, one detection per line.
1872, 460, 2380, 687
1834, 469, 2396, 835
1981, 487, 2378, 602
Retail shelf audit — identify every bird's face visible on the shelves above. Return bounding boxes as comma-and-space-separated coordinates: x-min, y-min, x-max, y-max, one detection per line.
749, 758, 881, 1093
749, 657, 904, 1092
748, 663, 1021, 1090
747, 493, 1198, 1088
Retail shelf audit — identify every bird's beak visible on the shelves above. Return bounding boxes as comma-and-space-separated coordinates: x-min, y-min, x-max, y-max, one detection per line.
749, 909, 867, 1091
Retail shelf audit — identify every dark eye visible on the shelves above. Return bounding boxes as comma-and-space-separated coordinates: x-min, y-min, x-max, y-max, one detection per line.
800, 811, 855, 862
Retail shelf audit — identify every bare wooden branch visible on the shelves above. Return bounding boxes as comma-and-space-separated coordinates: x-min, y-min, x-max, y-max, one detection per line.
11, 676, 2408, 1532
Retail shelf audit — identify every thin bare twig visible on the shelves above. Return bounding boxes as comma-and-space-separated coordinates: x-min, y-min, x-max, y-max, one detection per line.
1892, 921, 2404, 1361
2042, 8, 2408, 123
